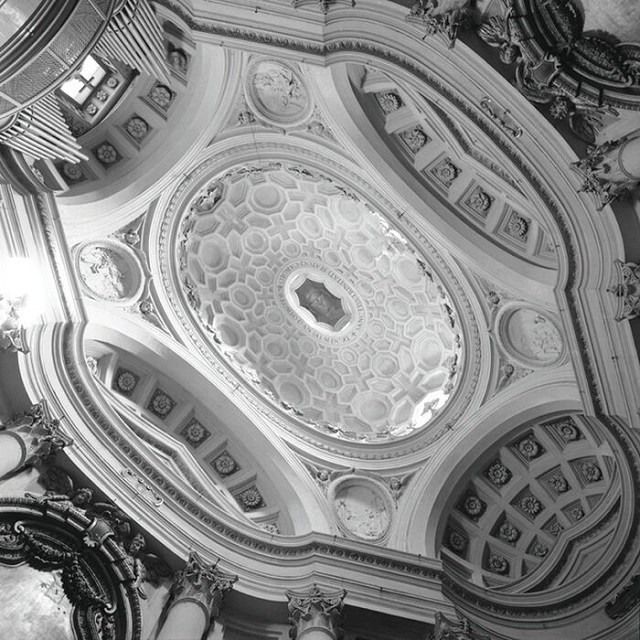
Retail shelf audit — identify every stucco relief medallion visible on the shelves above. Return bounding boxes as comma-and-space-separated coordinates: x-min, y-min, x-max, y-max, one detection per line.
245, 59, 312, 126
75, 240, 144, 304
329, 477, 393, 543
497, 304, 565, 367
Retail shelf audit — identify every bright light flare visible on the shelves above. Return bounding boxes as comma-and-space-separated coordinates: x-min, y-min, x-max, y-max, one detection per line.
0, 257, 46, 326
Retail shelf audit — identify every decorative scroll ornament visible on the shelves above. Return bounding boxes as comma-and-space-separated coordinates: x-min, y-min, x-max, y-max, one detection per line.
573, 135, 640, 210
429, 611, 491, 640
286, 584, 346, 640
610, 261, 640, 321
168, 552, 237, 627
2, 402, 72, 469
408, 1, 471, 48
476, 1, 638, 131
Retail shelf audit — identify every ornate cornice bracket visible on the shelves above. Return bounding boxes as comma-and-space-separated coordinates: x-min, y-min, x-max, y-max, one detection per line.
287, 584, 346, 640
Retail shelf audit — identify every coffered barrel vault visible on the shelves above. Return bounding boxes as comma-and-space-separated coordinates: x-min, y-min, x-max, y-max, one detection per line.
2, 1, 640, 640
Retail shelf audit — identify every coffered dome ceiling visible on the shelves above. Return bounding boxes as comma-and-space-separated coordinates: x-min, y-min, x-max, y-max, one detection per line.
177, 165, 463, 441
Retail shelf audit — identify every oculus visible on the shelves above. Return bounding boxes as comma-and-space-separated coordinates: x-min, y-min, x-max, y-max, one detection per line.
295, 278, 348, 330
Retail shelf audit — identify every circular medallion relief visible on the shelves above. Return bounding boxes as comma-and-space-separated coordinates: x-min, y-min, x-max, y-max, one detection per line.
76, 241, 143, 304
329, 477, 393, 543
245, 60, 312, 126
177, 165, 463, 441
498, 305, 564, 367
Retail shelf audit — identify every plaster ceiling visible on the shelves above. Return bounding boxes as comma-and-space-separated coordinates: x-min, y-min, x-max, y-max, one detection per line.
179, 165, 463, 442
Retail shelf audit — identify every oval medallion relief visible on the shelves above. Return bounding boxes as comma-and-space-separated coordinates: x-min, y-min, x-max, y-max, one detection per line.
497, 305, 565, 367
329, 477, 393, 543
245, 59, 312, 126
76, 240, 144, 304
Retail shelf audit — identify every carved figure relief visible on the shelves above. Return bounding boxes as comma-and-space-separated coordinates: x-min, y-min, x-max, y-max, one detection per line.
245, 60, 312, 126
498, 305, 564, 367
76, 241, 144, 304
329, 478, 392, 542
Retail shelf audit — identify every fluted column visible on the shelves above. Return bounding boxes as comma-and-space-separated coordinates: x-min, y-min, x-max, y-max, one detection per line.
287, 585, 346, 640
0, 402, 72, 479
157, 552, 237, 640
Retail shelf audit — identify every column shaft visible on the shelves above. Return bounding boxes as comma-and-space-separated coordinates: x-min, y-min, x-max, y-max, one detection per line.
157, 601, 208, 640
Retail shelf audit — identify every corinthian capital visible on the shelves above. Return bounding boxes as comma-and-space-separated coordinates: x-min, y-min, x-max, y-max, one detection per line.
169, 552, 237, 624
609, 260, 640, 321
3, 401, 72, 467
286, 584, 346, 640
